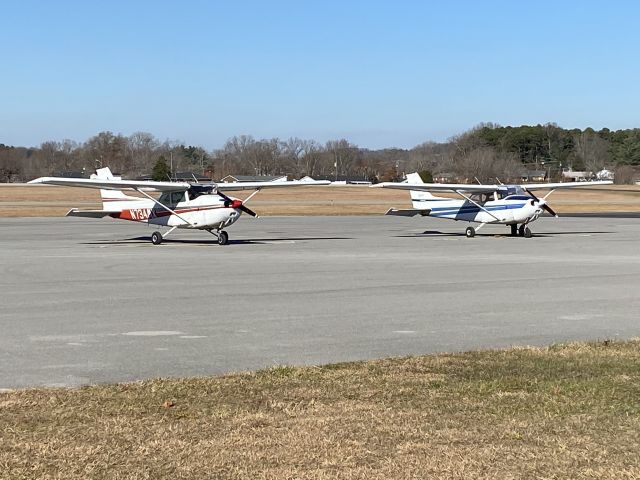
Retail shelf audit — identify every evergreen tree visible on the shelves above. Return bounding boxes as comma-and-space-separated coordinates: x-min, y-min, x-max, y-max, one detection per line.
152, 155, 171, 181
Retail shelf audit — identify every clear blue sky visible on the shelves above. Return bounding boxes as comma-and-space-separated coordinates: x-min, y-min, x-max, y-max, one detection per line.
1, 0, 639, 150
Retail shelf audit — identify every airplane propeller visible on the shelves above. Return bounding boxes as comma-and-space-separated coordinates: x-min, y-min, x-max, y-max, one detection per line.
216, 190, 259, 217
524, 188, 558, 217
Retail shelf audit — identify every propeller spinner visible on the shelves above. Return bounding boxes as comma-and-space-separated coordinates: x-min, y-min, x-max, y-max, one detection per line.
217, 190, 259, 217
524, 188, 558, 217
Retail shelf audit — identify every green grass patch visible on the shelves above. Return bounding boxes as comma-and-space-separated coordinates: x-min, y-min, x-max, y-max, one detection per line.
2, 340, 640, 479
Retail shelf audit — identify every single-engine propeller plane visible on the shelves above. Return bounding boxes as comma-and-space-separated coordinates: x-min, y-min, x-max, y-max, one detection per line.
372, 172, 612, 238
29, 167, 330, 245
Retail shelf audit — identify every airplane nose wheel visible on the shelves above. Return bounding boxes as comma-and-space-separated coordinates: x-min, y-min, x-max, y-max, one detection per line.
151, 231, 163, 245
465, 226, 475, 238
217, 230, 229, 245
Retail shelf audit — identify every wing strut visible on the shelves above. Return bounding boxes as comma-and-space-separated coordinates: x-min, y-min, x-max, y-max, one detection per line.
454, 190, 501, 221
134, 188, 197, 227
241, 188, 262, 204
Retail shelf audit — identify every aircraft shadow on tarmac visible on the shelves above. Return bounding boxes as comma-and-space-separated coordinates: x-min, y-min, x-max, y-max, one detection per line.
81, 236, 353, 246
394, 230, 615, 238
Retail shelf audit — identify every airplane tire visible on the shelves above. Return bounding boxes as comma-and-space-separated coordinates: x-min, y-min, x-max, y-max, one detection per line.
523, 227, 532, 238
218, 231, 229, 245
465, 226, 475, 238
518, 225, 525, 237
151, 231, 163, 245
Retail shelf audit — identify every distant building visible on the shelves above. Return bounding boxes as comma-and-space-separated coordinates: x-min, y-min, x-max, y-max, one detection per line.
54, 170, 87, 178
562, 168, 592, 182
311, 175, 371, 185
432, 172, 455, 183
298, 175, 318, 183
137, 172, 211, 182
521, 170, 547, 182
221, 174, 287, 183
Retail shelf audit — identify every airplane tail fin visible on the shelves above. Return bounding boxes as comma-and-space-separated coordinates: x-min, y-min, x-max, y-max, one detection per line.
406, 172, 440, 209
91, 167, 143, 211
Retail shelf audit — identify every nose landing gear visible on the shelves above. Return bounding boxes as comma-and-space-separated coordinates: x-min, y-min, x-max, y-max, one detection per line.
206, 228, 230, 245
518, 224, 532, 238
217, 230, 229, 245
509, 224, 532, 237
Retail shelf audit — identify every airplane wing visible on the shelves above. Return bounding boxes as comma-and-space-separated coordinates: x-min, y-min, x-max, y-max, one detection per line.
28, 176, 190, 192
372, 180, 613, 193
518, 181, 613, 190
216, 180, 331, 191
371, 182, 498, 193
29, 174, 330, 193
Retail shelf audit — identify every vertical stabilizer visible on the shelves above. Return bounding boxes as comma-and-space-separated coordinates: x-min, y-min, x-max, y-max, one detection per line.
406, 172, 435, 209
91, 167, 144, 211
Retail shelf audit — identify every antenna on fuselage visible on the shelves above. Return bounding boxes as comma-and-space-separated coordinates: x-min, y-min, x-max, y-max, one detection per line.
474, 177, 481, 185
496, 177, 504, 185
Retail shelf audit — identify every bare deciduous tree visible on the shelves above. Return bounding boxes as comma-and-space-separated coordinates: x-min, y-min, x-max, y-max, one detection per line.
574, 130, 610, 173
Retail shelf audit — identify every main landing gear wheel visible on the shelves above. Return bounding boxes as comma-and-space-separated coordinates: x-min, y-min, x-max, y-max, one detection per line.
465, 226, 475, 238
217, 230, 229, 245
510, 224, 518, 236
151, 231, 163, 245
519, 225, 532, 238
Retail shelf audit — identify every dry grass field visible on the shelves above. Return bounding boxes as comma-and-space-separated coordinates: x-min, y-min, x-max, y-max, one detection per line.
1, 340, 639, 479
1, 184, 640, 217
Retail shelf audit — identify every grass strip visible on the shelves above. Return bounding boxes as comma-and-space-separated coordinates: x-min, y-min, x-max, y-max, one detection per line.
1, 340, 639, 479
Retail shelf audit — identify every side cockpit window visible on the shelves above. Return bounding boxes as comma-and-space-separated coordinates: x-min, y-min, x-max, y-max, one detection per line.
159, 191, 186, 205
170, 192, 186, 204
158, 192, 172, 205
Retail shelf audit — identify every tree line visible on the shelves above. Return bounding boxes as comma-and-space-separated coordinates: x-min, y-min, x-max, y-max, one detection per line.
1, 124, 639, 183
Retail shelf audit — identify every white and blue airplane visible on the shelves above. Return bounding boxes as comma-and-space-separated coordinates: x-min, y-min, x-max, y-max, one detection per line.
372, 173, 612, 238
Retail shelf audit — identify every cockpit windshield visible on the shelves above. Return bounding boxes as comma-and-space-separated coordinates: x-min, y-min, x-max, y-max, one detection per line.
188, 185, 214, 200
496, 186, 526, 200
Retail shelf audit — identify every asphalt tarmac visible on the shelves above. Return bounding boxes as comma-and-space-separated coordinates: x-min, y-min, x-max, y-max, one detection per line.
1, 215, 639, 389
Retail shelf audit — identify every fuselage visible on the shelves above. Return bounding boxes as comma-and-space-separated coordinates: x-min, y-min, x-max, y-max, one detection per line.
412, 190, 544, 225
107, 194, 242, 230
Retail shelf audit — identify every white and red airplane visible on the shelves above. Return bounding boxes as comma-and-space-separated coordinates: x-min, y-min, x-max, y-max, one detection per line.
29, 167, 330, 245
372, 172, 613, 237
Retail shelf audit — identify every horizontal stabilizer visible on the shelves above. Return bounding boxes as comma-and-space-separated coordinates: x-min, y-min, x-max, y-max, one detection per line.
66, 209, 113, 218
385, 208, 430, 217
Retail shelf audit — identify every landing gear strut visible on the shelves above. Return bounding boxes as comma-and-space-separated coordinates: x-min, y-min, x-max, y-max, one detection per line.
465, 222, 487, 238
150, 226, 177, 245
